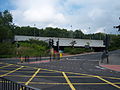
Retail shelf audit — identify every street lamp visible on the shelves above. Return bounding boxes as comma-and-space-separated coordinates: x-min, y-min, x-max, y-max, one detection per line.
88, 27, 91, 39
34, 24, 36, 37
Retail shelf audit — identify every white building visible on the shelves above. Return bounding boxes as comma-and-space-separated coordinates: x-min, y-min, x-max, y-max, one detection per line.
15, 35, 105, 51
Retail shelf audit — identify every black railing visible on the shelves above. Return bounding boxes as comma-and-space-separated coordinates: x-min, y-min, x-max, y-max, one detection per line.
0, 77, 40, 90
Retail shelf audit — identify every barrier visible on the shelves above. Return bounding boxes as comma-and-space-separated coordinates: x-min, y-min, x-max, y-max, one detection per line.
0, 77, 40, 90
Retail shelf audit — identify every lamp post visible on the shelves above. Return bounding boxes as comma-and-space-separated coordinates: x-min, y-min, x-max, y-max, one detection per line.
34, 24, 36, 37
88, 27, 92, 39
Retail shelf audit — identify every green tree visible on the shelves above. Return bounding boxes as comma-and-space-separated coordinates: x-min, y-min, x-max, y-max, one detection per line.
109, 35, 120, 50
74, 30, 84, 39
0, 10, 14, 42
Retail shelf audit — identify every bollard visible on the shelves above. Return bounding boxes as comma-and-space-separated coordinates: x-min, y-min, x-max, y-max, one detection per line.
27, 56, 29, 63
50, 54, 51, 61
60, 53, 62, 59
20, 57, 24, 63
57, 53, 60, 60
36, 56, 38, 61
53, 54, 55, 60
40, 55, 41, 61
25, 56, 27, 62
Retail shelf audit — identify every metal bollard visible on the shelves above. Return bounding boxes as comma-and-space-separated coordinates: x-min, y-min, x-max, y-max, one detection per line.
40, 55, 41, 61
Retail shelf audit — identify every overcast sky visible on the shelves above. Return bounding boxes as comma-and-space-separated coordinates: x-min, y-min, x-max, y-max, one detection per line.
0, 0, 120, 34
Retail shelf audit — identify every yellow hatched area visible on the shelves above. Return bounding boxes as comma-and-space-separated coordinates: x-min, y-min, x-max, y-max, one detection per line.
0, 62, 120, 90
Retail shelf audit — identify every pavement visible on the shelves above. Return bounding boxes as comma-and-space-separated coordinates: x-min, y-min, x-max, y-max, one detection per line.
99, 49, 120, 72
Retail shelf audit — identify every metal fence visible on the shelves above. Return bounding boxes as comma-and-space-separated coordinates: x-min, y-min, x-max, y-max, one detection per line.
0, 77, 40, 90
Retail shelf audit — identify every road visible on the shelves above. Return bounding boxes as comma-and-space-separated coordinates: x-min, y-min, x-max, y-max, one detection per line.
0, 51, 120, 90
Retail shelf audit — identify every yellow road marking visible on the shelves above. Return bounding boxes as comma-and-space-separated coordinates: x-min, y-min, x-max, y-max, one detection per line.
39, 67, 120, 79
2, 62, 120, 80
96, 76, 120, 89
62, 72, 76, 90
101, 76, 120, 80
25, 68, 41, 85
0, 66, 24, 77
0, 64, 12, 69
6, 63, 118, 79
0, 70, 58, 73
4, 75, 93, 78
40, 68, 96, 77
9, 75, 92, 78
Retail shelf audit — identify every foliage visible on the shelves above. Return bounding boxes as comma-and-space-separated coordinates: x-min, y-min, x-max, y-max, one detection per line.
1, 10, 120, 58
109, 35, 120, 51
27, 39, 49, 48
0, 10, 14, 42
64, 47, 93, 54
16, 40, 49, 57
0, 42, 15, 57
73, 30, 84, 38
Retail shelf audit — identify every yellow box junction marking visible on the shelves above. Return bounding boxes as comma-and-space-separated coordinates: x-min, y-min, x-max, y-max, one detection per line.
1, 63, 120, 80
25, 68, 41, 85
62, 72, 76, 90
0, 64, 12, 69
96, 76, 120, 89
1, 62, 120, 89
2, 63, 120, 79
0, 66, 24, 77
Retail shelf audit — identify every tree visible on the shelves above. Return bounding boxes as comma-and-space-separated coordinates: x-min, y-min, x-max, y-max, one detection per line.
0, 10, 14, 42
0, 10, 13, 26
109, 35, 120, 50
74, 30, 84, 39
70, 40, 77, 48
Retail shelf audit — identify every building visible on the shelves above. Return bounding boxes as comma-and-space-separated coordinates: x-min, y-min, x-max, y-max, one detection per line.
15, 35, 105, 51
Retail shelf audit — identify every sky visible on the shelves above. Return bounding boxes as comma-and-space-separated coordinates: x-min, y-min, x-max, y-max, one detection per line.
0, 0, 120, 34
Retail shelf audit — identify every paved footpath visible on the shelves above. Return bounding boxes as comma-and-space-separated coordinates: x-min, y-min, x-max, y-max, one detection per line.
100, 49, 120, 72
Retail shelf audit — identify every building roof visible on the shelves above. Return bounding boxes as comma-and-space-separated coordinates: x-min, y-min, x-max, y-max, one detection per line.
15, 35, 105, 47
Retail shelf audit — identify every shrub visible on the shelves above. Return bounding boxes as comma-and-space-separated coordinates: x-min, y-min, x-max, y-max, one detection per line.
64, 47, 93, 54
0, 42, 15, 57
16, 40, 49, 57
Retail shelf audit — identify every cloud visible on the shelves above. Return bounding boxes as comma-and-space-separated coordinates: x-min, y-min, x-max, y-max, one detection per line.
94, 27, 106, 33
11, 0, 66, 27
10, 0, 120, 34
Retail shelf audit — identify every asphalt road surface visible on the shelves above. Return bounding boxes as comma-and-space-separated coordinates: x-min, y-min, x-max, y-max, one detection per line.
0, 51, 120, 90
